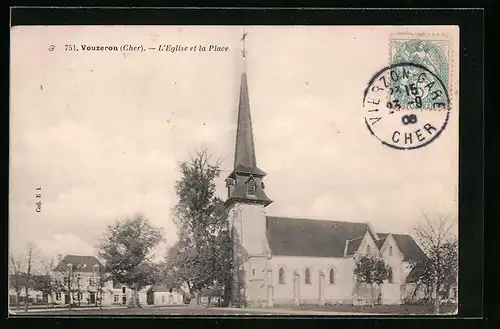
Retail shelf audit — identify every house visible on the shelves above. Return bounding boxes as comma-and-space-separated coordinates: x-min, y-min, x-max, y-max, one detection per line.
51, 254, 150, 307
8, 273, 45, 306
111, 282, 149, 306
146, 284, 184, 306
51, 254, 109, 306
223, 42, 429, 307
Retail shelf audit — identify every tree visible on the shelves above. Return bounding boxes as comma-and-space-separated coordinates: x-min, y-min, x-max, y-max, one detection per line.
98, 214, 163, 308
9, 254, 25, 309
23, 243, 36, 312
353, 254, 391, 306
411, 213, 458, 314
63, 264, 78, 310
93, 265, 111, 309
165, 149, 248, 307
31, 260, 58, 308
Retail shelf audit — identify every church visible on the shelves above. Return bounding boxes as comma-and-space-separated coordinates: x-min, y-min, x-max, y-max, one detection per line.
223, 34, 427, 307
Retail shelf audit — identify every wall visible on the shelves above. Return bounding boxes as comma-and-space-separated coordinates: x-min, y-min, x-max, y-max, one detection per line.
352, 282, 381, 305
380, 284, 401, 304
379, 235, 405, 284
269, 255, 356, 305
229, 203, 268, 256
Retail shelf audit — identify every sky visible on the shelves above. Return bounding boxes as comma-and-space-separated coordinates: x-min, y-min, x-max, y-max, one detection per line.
9, 26, 459, 266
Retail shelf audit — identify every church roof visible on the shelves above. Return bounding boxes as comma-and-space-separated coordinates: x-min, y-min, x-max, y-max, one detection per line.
345, 236, 364, 256
266, 216, 374, 258
377, 233, 427, 261
53, 255, 103, 273
405, 267, 421, 283
231, 164, 267, 177
375, 237, 387, 249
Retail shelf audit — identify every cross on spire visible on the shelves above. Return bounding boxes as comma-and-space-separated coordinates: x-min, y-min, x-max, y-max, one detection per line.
241, 30, 248, 59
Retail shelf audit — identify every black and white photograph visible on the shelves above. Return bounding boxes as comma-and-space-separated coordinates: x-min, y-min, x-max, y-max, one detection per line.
9, 25, 459, 316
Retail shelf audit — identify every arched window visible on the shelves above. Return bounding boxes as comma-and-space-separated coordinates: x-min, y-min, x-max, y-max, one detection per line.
245, 178, 256, 195
388, 268, 394, 283
278, 268, 285, 284
304, 268, 311, 284
389, 246, 393, 256
366, 244, 371, 254
329, 268, 335, 284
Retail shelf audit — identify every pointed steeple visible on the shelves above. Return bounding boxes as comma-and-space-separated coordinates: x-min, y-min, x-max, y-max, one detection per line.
232, 30, 265, 176
234, 71, 257, 170
226, 31, 272, 207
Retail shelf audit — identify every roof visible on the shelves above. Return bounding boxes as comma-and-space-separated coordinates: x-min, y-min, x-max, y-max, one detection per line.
375, 237, 387, 249
377, 233, 427, 262
9, 273, 46, 285
113, 282, 127, 289
405, 267, 420, 283
148, 284, 183, 294
345, 236, 364, 256
266, 216, 374, 258
231, 164, 267, 177
53, 255, 103, 273
226, 180, 273, 206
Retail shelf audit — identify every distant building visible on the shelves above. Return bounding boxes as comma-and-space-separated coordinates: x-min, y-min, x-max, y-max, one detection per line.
8, 273, 45, 306
51, 254, 150, 307
52, 254, 109, 306
146, 284, 184, 306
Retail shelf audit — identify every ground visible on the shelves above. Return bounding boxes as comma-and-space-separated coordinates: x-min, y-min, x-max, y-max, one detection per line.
9, 304, 458, 316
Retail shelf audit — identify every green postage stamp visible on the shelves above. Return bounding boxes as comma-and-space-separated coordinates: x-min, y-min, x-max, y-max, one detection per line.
389, 33, 453, 109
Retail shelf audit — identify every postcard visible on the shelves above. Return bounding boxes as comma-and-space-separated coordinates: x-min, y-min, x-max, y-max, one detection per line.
9, 25, 459, 316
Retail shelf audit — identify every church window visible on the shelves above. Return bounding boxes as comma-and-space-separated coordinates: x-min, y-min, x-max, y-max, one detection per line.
389, 246, 393, 256
304, 268, 311, 284
329, 268, 335, 284
388, 268, 394, 283
278, 268, 285, 284
366, 244, 371, 254
245, 178, 256, 195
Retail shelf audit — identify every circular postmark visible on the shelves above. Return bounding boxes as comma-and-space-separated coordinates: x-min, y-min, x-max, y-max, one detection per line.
363, 62, 450, 150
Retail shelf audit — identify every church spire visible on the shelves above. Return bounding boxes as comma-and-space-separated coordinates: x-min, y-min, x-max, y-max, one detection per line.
233, 30, 261, 173
225, 30, 272, 207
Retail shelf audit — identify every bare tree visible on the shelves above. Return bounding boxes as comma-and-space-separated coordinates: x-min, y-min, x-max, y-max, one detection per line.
31, 260, 57, 308
9, 254, 24, 309
93, 264, 111, 310
23, 243, 35, 312
412, 213, 458, 314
